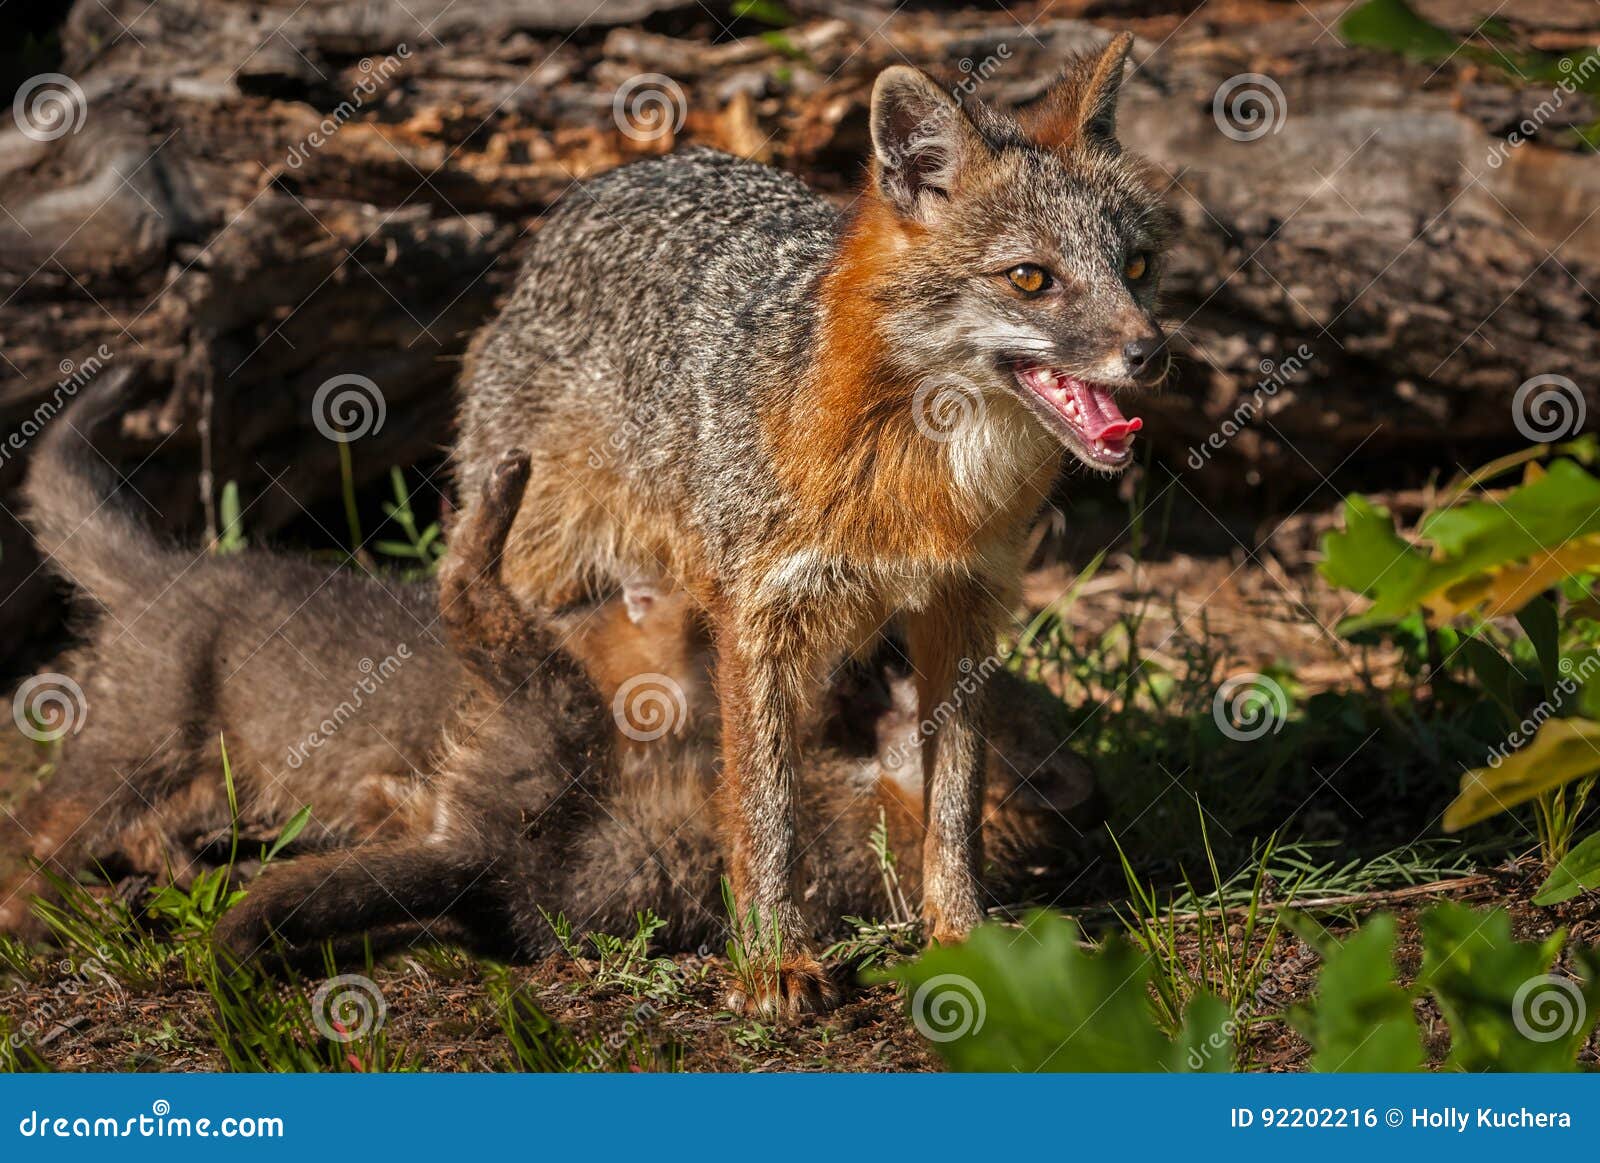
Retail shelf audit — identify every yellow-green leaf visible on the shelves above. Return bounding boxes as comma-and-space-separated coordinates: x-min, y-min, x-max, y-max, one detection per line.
1445, 717, 1600, 831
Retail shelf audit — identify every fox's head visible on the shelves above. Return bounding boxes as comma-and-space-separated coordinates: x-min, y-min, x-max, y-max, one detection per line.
858, 32, 1172, 473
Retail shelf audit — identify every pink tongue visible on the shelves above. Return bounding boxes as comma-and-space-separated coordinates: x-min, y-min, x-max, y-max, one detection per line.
1076, 382, 1143, 443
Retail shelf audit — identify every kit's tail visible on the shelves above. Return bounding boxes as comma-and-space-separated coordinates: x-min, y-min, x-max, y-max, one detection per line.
23, 369, 179, 616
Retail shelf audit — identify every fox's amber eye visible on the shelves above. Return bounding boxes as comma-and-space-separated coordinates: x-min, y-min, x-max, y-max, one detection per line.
1006, 264, 1051, 295
1124, 252, 1151, 281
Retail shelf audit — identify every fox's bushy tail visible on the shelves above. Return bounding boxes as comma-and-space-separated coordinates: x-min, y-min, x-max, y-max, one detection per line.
215, 843, 498, 962
22, 367, 180, 616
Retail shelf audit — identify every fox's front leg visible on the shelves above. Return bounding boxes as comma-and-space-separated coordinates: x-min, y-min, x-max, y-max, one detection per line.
906, 594, 999, 943
714, 605, 839, 1016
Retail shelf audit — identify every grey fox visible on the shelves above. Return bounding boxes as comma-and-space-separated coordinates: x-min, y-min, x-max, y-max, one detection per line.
2, 379, 1101, 966
452, 32, 1168, 1009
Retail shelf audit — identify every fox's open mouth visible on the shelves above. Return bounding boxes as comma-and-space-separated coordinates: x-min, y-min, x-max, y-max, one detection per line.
1011, 363, 1142, 470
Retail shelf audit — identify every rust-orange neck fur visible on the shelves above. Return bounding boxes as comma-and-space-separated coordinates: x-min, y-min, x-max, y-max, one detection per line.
767, 192, 1055, 564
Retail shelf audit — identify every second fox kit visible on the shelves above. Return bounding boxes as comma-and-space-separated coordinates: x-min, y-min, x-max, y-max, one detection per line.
455, 33, 1169, 1007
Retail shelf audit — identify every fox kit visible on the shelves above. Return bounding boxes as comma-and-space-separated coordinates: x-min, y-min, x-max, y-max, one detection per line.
2, 380, 1100, 962
218, 455, 1100, 965
453, 33, 1168, 1008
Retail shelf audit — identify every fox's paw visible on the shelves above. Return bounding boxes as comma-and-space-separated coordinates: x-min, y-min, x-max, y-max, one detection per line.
485, 448, 531, 508
725, 954, 842, 1020
924, 901, 984, 947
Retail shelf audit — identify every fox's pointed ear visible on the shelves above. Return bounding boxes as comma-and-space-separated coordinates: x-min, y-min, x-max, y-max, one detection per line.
870, 66, 987, 221
1021, 31, 1135, 150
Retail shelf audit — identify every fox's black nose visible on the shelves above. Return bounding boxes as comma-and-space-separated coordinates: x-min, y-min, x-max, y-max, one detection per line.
1123, 337, 1165, 383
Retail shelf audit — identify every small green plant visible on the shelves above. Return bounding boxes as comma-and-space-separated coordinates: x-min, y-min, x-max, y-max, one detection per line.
719, 877, 787, 1008
0, 1016, 50, 1073
489, 970, 678, 1072
30, 868, 171, 988
0, 933, 40, 982
543, 909, 681, 998
213, 481, 247, 554
375, 467, 444, 573
1114, 815, 1299, 1064
823, 809, 921, 969
733, 1021, 775, 1052
203, 954, 410, 1072
145, 738, 310, 976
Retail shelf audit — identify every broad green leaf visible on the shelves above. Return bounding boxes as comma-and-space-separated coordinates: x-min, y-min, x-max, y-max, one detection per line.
1517, 597, 1561, 701
1322, 460, 1600, 629
1445, 717, 1600, 831
881, 912, 1228, 1072
1290, 914, 1422, 1072
265, 803, 314, 864
1419, 902, 1596, 1072
1319, 495, 1433, 629
1457, 635, 1523, 726
1534, 832, 1600, 906
1340, 0, 1461, 60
